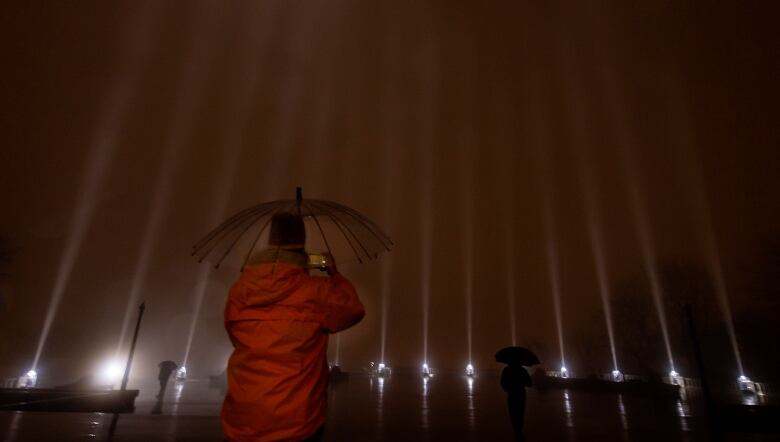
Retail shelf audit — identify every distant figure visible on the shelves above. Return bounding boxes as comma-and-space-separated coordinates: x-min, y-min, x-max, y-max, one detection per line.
501, 364, 532, 442
646, 368, 665, 415
157, 360, 178, 400
222, 212, 365, 442
208, 369, 228, 395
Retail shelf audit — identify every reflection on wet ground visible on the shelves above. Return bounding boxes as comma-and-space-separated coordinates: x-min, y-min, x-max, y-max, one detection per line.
0, 374, 775, 441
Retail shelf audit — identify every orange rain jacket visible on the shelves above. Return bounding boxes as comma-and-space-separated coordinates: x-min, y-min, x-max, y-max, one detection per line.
222, 250, 365, 442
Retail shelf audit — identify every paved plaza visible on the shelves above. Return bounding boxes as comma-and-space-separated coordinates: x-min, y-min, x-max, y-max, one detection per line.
1, 374, 777, 441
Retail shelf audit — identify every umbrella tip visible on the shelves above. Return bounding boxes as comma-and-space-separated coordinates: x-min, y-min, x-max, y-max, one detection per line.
296, 187, 302, 201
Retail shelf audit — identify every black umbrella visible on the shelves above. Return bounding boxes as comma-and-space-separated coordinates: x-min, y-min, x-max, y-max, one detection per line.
158, 360, 178, 371
192, 187, 393, 269
495, 346, 540, 366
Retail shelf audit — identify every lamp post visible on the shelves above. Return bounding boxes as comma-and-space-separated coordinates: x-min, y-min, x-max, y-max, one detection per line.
121, 302, 145, 391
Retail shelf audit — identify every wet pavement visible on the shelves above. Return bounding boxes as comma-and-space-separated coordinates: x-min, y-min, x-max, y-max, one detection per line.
0, 374, 776, 441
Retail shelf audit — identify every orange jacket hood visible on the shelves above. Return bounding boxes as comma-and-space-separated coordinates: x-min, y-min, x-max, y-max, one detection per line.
232, 264, 307, 308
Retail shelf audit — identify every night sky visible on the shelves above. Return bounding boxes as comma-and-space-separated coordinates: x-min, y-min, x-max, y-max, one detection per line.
1, 1, 779, 384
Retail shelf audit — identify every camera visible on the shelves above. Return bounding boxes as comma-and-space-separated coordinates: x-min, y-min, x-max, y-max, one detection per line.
306, 254, 328, 271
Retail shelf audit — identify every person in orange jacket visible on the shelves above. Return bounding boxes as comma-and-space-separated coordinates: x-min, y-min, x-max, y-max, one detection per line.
221, 212, 365, 442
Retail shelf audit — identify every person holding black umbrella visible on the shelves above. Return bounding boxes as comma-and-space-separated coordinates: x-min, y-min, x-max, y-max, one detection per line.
495, 346, 540, 441
156, 360, 178, 400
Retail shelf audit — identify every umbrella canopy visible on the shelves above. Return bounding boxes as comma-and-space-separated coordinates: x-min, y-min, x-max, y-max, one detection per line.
192, 187, 392, 269
495, 346, 540, 366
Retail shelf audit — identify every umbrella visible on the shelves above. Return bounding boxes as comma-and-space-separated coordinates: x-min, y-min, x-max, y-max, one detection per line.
192, 187, 392, 269
158, 360, 178, 371
495, 346, 540, 366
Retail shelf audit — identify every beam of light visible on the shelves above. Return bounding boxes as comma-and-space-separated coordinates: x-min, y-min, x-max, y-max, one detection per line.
662, 76, 746, 377
114, 1, 222, 358
459, 126, 475, 365
504, 245, 518, 347
701, 229, 745, 376
543, 204, 567, 373
377, 130, 393, 370
462, 190, 474, 364
583, 193, 620, 372
523, 53, 567, 374
584, 204, 620, 373
180, 0, 275, 371
29, 2, 165, 373
537, 181, 567, 369
181, 265, 211, 369
454, 37, 477, 368
555, 40, 620, 373
379, 257, 391, 364
178, 164, 239, 364
420, 159, 432, 366
378, 35, 399, 366
601, 66, 676, 374
499, 125, 518, 347
418, 35, 438, 367
258, 1, 324, 199
623, 163, 676, 373
298, 4, 348, 190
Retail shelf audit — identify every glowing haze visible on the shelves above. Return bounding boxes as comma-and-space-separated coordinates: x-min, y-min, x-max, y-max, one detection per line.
1, 2, 778, 385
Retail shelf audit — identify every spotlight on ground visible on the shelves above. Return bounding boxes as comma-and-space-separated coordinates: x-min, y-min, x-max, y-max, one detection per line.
737, 375, 755, 394
560, 366, 569, 379
668, 370, 684, 386
176, 366, 187, 381
19, 369, 37, 388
